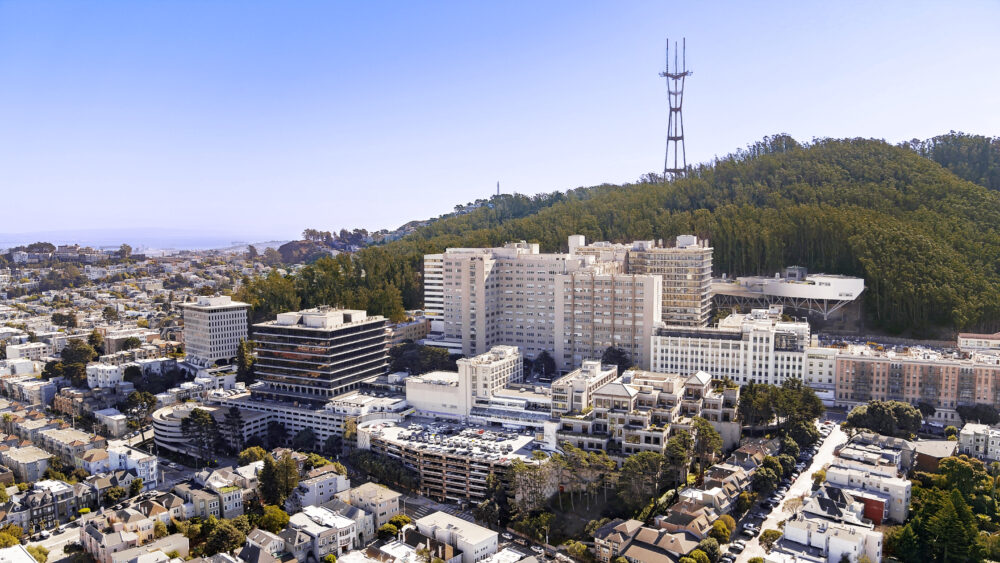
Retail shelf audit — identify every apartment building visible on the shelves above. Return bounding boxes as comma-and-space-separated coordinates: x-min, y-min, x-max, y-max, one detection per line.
1, 376, 58, 406
287, 464, 351, 511
362, 423, 545, 504
592, 519, 699, 563
103, 328, 159, 355
551, 361, 618, 416
2, 446, 51, 481
107, 445, 158, 490
650, 306, 817, 386
825, 465, 911, 524
252, 308, 388, 405
37, 426, 107, 465
86, 363, 123, 389
181, 295, 249, 367
556, 370, 741, 457
6, 480, 79, 532
554, 265, 662, 370
336, 482, 402, 527
424, 254, 445, 334
958, 423, 1000, 461
834, 345, 1000, 423
415, 511, 498, 563
282, 505, 358, 560
5, 342, 49, 361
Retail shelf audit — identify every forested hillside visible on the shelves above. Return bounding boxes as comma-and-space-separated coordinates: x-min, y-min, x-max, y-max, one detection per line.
904, 132, 1000, 192
239, 135, 1000, 336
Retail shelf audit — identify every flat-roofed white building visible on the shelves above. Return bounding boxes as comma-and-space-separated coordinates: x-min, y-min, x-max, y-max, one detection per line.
783, 513, 883, 563
181, 295, 249, 367
405, 347, 523, 421
650, 306, 814, 386
416, 511, 498, 563
825, 465, 911, 523
959, 423, 1000, 461
457, 345, 521, 401
6, 342, 49, 361
406, 371, 467, 419
958, 332, 1000, 354
86, 363, 123, 389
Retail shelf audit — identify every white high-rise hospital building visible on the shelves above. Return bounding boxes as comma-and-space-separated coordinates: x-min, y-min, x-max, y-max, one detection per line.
426, 238, 663, 371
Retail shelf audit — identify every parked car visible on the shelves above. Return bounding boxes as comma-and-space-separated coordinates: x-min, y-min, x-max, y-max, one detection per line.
741, 528, 758, 538
720, 555, 736, 563
730, 541, 746, 553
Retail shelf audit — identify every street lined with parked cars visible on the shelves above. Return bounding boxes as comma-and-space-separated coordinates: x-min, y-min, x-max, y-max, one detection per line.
735, 420, 846, 562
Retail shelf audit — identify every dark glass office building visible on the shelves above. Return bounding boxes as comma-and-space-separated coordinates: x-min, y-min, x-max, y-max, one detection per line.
251, 308, 388, 406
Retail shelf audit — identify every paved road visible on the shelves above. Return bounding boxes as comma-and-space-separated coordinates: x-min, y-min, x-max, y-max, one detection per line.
734, 422, 847, 563
26, 523, 82, 563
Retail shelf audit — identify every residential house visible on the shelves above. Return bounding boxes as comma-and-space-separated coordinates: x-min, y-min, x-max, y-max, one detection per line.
286, 464, 350, 512
337, 483, 401, 528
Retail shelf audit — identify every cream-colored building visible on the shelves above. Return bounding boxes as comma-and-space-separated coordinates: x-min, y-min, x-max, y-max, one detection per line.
405, 371, 469, 419
650, 306, 813, 386
554, 265, 661, 370
625, 235, 713, 327
431, 238, 662, 370
457, 345, 522, 401
416, 511, 498, 563
405, 346, 523, 420
181, 295, 249, 367
570, 234, 713, 327
551, 361, 618, 415
337, 482, 402, 527
423, 254, 445, 333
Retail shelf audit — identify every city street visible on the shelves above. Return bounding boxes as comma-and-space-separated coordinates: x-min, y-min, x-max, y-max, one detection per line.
734, 422, 847, 563
26, 522, 82, 563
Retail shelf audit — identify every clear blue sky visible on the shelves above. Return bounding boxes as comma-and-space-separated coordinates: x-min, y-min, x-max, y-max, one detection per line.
1, 1, 998, 242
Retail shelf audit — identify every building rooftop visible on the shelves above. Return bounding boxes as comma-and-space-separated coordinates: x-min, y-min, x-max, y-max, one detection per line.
349, 482, 402, 503
257, 308, 381, 331
365, 421, 540, 465
416, 510, 497, 545
4, 445, 50, 463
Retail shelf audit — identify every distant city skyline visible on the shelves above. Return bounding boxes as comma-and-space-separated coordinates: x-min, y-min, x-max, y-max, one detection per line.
1, 1, 998, 242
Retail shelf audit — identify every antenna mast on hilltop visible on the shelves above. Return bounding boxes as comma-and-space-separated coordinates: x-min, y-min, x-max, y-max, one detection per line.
660, 38, 692, 179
